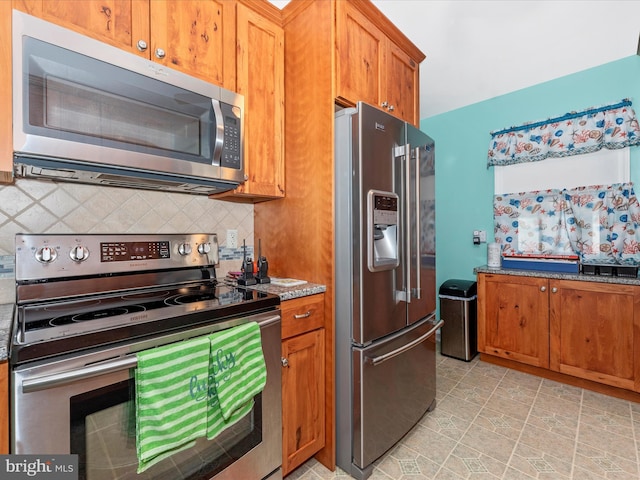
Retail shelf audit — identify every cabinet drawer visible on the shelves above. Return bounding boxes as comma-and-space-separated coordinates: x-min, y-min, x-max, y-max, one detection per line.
281, 294, 324, 339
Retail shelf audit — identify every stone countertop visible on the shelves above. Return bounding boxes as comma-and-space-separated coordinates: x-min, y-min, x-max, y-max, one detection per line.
475, 265, 640, 286
244, 281, 326, 301
0, 303, 13, 362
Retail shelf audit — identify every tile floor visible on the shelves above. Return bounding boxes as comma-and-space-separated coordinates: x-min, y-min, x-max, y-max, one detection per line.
290, 349, 640, 479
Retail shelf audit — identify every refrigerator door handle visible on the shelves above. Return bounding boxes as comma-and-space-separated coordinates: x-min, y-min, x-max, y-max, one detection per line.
413, 144, 422, 300
404, 142, 413, 303
364, 317, 443, 366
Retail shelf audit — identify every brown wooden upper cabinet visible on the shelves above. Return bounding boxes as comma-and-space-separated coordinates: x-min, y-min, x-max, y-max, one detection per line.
213, 2, 285, 201
335, 0, 424, 126
13, 0, 235, 88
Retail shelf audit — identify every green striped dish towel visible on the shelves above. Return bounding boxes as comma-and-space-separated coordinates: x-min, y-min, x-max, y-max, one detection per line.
207, 321, 267, 439
135, 336, 210, 473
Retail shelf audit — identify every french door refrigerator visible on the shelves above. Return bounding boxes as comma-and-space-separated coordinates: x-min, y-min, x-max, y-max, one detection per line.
335, 102, 441, 480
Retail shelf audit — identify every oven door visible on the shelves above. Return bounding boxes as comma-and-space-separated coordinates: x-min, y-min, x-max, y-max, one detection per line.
11, 312, 281, 480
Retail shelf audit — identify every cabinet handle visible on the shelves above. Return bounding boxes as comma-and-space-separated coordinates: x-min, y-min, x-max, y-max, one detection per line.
136, 40, 148, 52
155, 48, 166, 59
381, 101, 389, 108
540, 286, 546, 292
281, 357, 289, 368
551, 287, 558, 293
388, 105, 395, 112
293, 311, 312, 319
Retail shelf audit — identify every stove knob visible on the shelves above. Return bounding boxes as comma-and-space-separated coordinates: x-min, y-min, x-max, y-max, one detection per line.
70, 245, 90, 262
178, 243, 192, 255
35, 246, 57, 264
197, 243, 211, 255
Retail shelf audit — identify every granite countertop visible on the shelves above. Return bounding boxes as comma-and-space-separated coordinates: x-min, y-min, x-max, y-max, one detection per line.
475, 265, 640, 286
0, 303, 13, 362
244, 280, 326, 301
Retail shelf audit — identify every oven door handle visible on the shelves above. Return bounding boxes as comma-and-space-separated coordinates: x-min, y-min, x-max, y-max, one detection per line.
20, 313, 282, 393
21, 355, 138, 393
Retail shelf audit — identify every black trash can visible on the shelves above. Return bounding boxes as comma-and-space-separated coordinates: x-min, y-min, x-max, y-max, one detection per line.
439, 279, 478, 361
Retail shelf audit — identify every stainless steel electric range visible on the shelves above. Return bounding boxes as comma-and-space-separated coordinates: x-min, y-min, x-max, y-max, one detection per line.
11, 233, 283, 480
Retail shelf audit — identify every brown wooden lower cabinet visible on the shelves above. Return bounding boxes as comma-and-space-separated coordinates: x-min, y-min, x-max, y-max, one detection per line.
478, 272, 640, 394
280, 294, 325, 477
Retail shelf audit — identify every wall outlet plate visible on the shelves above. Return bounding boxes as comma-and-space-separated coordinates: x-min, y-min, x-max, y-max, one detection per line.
227, 229, 238, 249
473, 230, 487, 243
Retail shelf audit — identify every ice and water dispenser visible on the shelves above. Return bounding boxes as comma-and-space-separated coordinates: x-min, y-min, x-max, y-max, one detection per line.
367, 190, 399, 272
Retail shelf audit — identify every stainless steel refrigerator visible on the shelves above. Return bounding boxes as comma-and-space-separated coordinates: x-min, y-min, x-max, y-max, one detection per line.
335, 102, 441, 480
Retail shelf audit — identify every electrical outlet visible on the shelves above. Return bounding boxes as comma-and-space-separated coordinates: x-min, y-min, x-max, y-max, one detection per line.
473, 230, 487, 244
227, 230, 238, 249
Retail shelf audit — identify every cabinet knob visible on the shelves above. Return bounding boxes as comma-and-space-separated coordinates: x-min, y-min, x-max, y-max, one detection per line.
380, 101, 388, 108
155, 48, 166, 59
387, 105, 395, 112
540, 286, 546, 292
551, 287, 558, 293
136, 40, 148, 52
281, 357, 289, 368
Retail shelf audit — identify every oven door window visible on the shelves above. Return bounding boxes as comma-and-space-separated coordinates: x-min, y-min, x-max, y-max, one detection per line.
70, 378, 262, 480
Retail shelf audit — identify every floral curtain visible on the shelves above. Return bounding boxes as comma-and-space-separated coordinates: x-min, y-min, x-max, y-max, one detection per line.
488, 99, 640, 167
494, 182, 640, 265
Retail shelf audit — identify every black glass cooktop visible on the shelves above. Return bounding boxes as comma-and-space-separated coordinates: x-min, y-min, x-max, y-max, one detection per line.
20, 282, 266, 332
12, 281, 280, 364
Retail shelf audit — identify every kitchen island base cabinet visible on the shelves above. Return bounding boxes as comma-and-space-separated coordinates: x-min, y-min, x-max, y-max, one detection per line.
478, 272, 640, 395
280, 294, 325, 477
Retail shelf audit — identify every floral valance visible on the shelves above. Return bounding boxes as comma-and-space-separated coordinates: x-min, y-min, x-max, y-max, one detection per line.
487, 99, 640, 167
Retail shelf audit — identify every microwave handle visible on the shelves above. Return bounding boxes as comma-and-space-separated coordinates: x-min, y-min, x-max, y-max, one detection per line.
211, 99, 225, 166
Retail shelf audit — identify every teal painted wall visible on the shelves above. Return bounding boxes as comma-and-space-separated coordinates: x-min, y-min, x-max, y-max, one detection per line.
421, 55, 640, 301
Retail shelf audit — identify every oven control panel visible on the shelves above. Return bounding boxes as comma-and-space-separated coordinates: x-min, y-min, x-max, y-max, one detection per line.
15, 233, 219, 281
100, 240, 171, 262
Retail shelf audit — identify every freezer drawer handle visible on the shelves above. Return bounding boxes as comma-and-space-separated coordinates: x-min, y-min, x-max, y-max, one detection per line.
365, 319, 444, 367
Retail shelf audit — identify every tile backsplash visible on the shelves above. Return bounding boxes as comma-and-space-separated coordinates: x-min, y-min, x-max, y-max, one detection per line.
0, 178, 254, 302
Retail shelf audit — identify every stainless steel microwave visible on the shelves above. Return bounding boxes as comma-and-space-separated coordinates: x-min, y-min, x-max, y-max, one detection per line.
12, 11, 244, 195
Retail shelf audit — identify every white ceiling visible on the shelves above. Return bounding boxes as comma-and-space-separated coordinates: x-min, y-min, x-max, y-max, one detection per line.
270, 1, 640, 119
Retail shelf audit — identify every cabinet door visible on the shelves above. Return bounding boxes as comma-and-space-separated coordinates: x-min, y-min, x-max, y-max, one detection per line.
281, 328, 325, 476
478, 274, 549, 368
149, 0, 234, 87
550, 280, 640, 390
335, 1, 385, 110
230, 3, 285, 199
385, 41, 420, 125
13, 0, 150, 56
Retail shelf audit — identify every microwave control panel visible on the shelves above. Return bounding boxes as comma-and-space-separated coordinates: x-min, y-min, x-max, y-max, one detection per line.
220, 102, 242, 170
